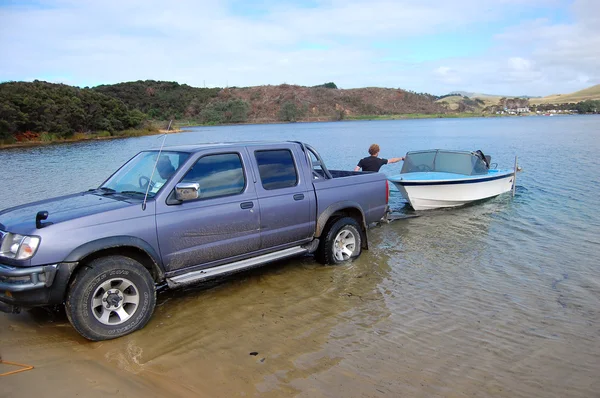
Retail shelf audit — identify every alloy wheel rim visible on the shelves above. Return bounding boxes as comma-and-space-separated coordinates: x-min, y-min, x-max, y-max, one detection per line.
333, 229, 356, 262
91, 277, 140, 325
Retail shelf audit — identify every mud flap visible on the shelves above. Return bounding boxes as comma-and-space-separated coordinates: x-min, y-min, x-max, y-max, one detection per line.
302, 239, 320, 254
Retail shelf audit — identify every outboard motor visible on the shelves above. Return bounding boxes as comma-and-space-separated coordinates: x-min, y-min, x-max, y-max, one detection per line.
473, 150, 490, 169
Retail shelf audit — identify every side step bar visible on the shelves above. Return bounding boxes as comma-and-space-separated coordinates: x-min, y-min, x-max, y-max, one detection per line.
167, 246, 308, 288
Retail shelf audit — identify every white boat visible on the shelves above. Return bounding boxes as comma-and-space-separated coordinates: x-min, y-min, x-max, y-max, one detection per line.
388, 150, 517, 210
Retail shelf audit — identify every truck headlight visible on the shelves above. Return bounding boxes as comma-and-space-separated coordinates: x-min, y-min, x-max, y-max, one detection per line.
0, 233, 41, 260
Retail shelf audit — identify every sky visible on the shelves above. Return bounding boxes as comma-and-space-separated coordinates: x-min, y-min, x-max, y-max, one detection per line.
0, 0, 598, 96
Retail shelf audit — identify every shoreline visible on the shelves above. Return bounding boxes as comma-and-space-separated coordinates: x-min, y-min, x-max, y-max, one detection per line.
0, 128, 169, 150
164, 112, 517, 130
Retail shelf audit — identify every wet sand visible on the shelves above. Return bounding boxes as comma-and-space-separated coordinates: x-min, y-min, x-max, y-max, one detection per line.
2, 217, 599, 398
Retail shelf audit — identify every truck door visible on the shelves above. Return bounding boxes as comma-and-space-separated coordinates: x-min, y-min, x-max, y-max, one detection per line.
250, 144, 315, 249
155, 150, 260, 271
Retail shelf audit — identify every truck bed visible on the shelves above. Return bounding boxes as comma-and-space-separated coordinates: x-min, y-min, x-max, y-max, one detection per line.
314, 169, 371, 179
312, 169, 388, 226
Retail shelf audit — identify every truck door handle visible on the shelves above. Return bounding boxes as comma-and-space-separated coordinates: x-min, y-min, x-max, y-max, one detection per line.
240, 201, 254, 209
293, 194, 304, 201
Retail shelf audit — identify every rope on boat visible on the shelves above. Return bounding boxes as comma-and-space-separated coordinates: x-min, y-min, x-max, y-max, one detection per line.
512, 155, 518, 197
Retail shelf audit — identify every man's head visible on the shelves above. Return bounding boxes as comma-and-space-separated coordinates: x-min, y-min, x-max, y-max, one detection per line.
157, 156, 175, 180
368, 144, 380, 156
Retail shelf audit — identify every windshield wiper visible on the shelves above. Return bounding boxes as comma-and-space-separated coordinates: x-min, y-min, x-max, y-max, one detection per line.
91, 187, 117, 196
120, 190, 148, 196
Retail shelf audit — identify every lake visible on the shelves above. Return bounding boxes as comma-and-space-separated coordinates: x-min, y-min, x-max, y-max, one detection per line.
1, 116, 599, 397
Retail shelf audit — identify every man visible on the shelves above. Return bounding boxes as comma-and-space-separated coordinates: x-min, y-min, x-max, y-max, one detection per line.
354, 143, 404, 172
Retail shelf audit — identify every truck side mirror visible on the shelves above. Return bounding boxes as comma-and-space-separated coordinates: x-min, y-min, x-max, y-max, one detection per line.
175, 182, 200, 201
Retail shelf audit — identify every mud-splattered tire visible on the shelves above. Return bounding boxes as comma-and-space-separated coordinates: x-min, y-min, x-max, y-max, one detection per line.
316, 217, 363, 265
65, 255, 156, 341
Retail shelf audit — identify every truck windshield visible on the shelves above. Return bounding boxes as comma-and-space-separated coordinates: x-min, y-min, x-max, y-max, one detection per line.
100, 151, 190, 196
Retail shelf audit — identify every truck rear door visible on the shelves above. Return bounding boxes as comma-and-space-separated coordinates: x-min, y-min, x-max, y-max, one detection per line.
248, 143, 315, 249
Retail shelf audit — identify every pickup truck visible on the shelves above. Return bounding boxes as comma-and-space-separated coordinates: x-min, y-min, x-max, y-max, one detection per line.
0, 141, 389, 340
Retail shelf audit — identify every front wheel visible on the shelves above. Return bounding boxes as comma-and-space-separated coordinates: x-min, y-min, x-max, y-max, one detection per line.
65, 255, 156, 341
316, 217, 363, 265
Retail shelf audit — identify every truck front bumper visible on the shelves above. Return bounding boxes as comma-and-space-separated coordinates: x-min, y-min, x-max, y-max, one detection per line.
0, 264, 58, 291
0, 262, 77, 312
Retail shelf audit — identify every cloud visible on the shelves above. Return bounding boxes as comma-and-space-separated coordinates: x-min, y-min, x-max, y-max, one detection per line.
434, 66, 462, 84
0, 0, 598, 96
487, 2, 600, 93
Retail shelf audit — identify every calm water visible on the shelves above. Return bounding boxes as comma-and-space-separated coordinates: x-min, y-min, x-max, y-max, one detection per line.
1, 116, 599, 397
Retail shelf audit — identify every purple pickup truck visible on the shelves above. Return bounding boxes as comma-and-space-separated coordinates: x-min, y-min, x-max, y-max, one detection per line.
0, 141, 389, 340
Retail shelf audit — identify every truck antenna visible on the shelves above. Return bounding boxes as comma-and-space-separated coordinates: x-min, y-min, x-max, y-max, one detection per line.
142, 120, 172, 211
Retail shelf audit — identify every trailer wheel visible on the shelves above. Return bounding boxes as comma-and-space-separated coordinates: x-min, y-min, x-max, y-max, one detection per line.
65, 255, 156, 341
316, 217, 362, 265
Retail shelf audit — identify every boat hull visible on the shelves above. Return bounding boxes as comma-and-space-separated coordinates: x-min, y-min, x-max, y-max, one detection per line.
390, 171, 515, 210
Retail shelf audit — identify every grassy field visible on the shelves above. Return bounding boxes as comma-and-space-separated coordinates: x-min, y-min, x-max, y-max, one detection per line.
529, 84, 600, 105
435, 96, 465, 111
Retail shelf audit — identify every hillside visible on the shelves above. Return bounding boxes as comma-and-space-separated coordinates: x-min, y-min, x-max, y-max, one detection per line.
529, 84, 600, 105
0, 80, 447, 143
450, 91, 502, 100
217, 85, 444, 123
449, 91, 539, 100
436, 95, 490, 112
93, 81, 445, 123
435, 92, 530, 113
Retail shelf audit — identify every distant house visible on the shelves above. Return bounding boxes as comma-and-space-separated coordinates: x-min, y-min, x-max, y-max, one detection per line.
506, 107, 529, 114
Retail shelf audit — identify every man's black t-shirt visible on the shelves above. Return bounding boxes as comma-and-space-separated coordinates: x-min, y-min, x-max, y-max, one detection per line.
357, 156, 388, 172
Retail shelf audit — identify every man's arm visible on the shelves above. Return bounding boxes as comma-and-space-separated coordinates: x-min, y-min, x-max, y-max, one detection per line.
388, 156, 405, 164
355, 159, 363, 171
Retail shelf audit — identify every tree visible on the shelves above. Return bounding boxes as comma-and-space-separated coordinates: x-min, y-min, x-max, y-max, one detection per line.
225, 99, 249, 123
312, 82, 338, 89
575, 100, 600, 113
199, 99, 250, 124
279, 101, 302, 121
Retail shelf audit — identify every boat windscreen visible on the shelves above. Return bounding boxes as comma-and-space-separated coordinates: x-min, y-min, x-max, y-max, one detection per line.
401, 150, 489, 175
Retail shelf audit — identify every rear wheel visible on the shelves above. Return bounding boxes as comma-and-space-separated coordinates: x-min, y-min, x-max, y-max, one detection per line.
316, 217, 363, 265
65, 255, 156, 341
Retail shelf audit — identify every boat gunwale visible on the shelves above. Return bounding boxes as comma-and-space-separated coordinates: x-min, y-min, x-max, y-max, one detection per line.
389, 169, 514, 186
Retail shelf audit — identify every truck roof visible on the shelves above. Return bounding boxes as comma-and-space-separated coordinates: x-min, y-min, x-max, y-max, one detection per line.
154, 141, 301, 153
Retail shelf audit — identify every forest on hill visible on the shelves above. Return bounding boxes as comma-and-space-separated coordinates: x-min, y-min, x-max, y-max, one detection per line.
0, 81, 147, 142
0, 80, 445, 143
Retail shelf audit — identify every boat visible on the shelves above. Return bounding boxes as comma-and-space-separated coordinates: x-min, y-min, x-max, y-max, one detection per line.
388, 149, 517, 210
